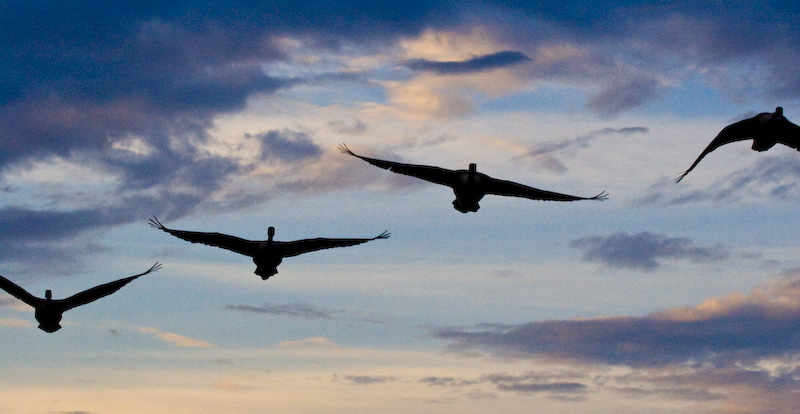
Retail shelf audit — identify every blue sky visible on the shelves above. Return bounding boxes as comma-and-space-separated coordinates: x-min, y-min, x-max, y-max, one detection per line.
2, 1, 800, 412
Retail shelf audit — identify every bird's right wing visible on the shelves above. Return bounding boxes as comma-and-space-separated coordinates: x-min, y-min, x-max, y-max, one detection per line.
0, 275, 40, 308
278, 231, 390, 258
60, 263, 161, 312
149, 217, 258, 257
675, 118, 758, 182
339, 144, 458, 187
484, 176, 608, 201
775, 117, 800, 150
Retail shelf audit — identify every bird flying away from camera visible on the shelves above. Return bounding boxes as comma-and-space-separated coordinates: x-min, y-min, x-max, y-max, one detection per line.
676, 107, 800, 182
0, 263, 160, 333
339, 144, 607, 213
149, 217, 389, 280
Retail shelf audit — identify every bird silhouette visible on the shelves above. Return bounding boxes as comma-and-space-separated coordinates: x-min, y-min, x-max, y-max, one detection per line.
0, 263, 160, 333
339, 144, 607, 213
676, 107, 800, 182
149, 217, 389, 280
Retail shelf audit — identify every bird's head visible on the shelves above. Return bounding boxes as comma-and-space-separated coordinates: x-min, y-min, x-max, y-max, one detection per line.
468, 163, 477, 175
775, 106, 784, 117
45, 289, 52, 301
268, 226, 275, 240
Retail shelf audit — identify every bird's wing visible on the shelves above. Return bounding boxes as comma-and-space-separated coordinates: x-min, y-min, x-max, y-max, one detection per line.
484, 176, 608, 201
277, 231, 390, 258
775, 118, 800, 149
60, 263, 161, 312
675, 118, 759, 182
339, 144, 457, 187
0, 275, 40, 308
149, 217, 258, 257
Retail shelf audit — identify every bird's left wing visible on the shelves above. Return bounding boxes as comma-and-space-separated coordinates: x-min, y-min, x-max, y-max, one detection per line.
60, 263, 161, 312
339, 144, 457, 187
278, 231, 390, 258
0, 275, 40, 308
149, 217, 258, 257
484, 176, 608, 201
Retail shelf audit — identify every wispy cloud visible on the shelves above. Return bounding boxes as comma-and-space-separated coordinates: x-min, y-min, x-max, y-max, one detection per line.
225, 302, 338, 319
342, 375, 399, 385
277, 337, 340, 350
514, 127, 648, 174
137, 326, 215, 349
638, 154, 800, 206
570, 232, 729, 271
403, 51, 531, 74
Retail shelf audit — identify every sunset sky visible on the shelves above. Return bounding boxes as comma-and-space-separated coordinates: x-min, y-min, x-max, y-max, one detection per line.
2, 1, 800, 413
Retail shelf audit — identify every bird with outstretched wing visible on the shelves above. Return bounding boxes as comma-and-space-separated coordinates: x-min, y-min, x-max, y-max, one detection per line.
339, 143, 606, 213
0, 263, 160, 333
149, 217, 389, 280
676, 107, 800, 182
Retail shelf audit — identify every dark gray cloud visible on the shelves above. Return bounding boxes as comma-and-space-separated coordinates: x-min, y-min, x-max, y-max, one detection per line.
343, 375, 399, 385
254, 130, 323, 162
435, 276, 800, 367
225, 302, 337, 319
516, 127, 647, 173
570, 232, 729, 271
403, 51, 531, 74
328, 119, 368, 135
587, 76, 662, 118
481, 372, 587, 400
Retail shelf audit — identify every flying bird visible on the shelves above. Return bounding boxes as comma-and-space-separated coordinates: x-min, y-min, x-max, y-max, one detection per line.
149, 217, 389, 280
676, 107, 800, 182
0, 263, 160, 333
339, 144, 607, 213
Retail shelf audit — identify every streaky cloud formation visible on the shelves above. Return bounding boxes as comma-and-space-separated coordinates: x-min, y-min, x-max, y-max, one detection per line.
402, 51, 531, 74
225, 302, 337, 319
570, 232, 729, 271
138, 326, 216, 349
515, 126, 648, 173
637, 154, 800, 206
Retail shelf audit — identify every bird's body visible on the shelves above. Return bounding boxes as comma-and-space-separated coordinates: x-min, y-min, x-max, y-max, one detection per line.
0, 263, 160, 333
339, 144, 607, 213
149, 218, 389, 280
676, 107, 800, 182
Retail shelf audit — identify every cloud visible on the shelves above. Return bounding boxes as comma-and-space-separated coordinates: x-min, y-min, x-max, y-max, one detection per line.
342, 375, 399, 385
253, 129, 323, 162
638, 154, 800, 205
514, 127, 648, 173
403, 51, 531, 74
0, 317, 32, 327
570, 232, 729, 271
137, 326, 215, 349
225, 302, 337, 319
435, 275, 800, 366
276, 337, 341, 350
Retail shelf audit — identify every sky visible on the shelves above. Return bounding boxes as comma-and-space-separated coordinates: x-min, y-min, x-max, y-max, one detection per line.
2, 0, 800, 412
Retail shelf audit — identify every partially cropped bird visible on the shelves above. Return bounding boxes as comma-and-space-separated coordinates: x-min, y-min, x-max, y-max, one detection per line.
676, 107, 800, 182
0, 263, 160, 333
339, 144, 607, 213
149, 217, 389, 280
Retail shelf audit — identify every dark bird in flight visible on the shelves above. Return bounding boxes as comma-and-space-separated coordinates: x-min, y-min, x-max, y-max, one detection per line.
339, 144, 607, 213
149, 217, 389, 280
676, 107, 800, 182
0, 263, 160, 333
